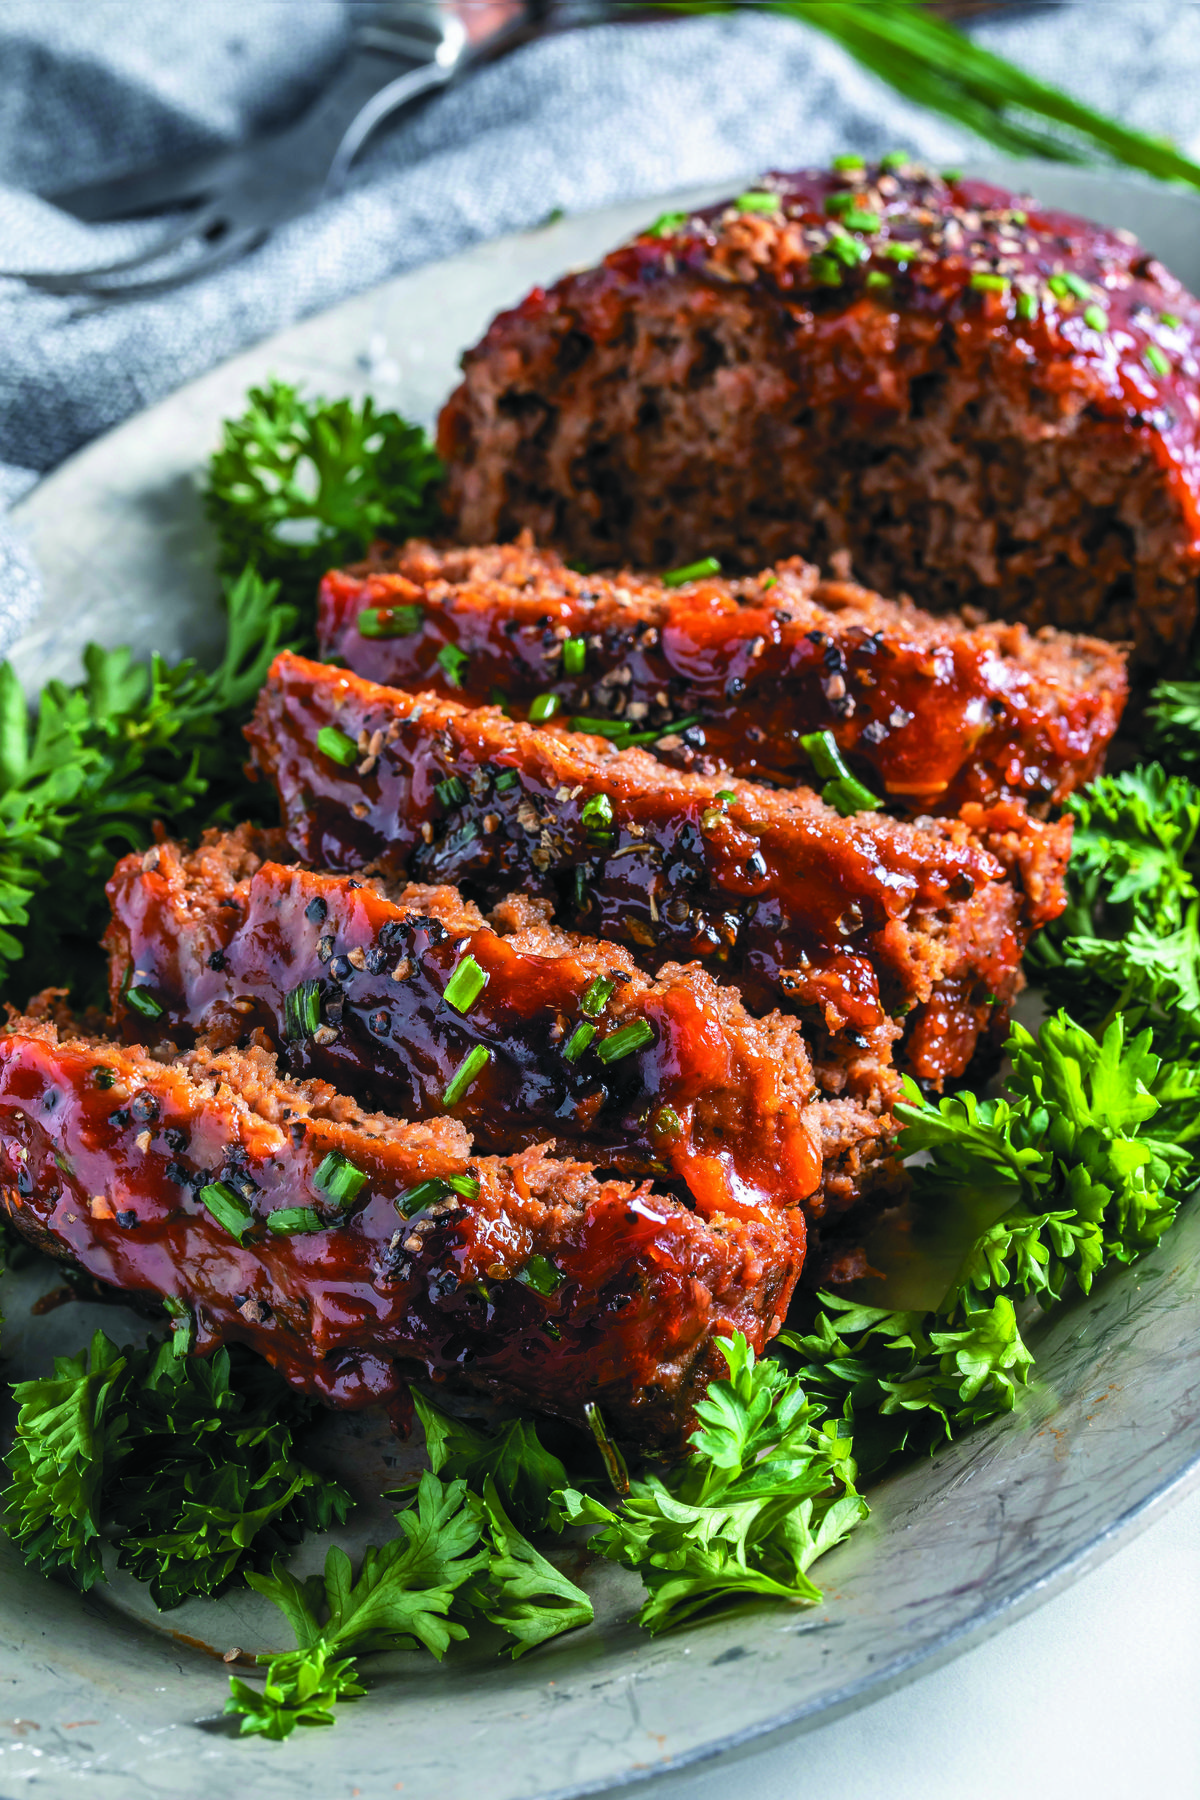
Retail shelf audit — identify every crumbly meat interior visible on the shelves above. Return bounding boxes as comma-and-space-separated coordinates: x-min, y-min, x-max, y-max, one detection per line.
438, 163, 1200, 665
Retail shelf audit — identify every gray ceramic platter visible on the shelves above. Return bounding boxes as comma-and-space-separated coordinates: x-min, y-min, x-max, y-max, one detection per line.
3, 161, 1200, 1800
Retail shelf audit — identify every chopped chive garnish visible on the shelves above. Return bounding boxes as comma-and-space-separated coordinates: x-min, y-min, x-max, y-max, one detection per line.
1047, 274, 1072, 300
437, 644, 470, 688
94, 1067, 116, 1090
198, 1180, 254, 1243
880, 150, 910, 171
267, 1207, 324, 1235
1016, 291, 1038, 320
584, 1401, 631, 1497
162, 1295, 193, 1356
597, 1019, 656, 1063
1083, 304, 1108, 331
651, 1105, 683, 1139
581, 793, 614, 832
358, 604, 422, 638
880, 240, 913, 262
842, 209, 880, 233
1062, 271, 1093, 301
800, 729, 883, 816
735, 191, 779, 214
396, 1177, 447, 1217
646, 209, 687, 238
564, 1022, 596, 1062
443, 1044, 491, 1107
1162, 312, 1182, 328
865, 270, 892, 291
316, 725, 358, 766
832, 153, 865, 172
824, 191, 856, 216
446, 1172, 481, 1200
443, 954, 488, 1014
828, 230, 869, 267
314, 1151, 368, 1207
1146, 344, 1172, 376
1008, 210, 1027, 225
573, 864, 591, 912
284, 979, 321, 1041
941, 169, 962, 182
571, 716, 630, 740
494, 769, 518, 792
435, 775, 468, 810
663, 556, 721, 587
517, 1253, 565, 1295
489, 686, 508, 712
823, 775, 884, 816
529, 693, 560, 722
715, 789, 737, 805
562, 636, 587, 675
125, 985, 164, 1019
581, 975, 617, 1018
810, 255, 842, 285
970, 272, 1010, 294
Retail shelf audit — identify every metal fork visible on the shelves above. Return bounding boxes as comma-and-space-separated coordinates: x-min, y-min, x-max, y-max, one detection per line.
3, 2, 547, 303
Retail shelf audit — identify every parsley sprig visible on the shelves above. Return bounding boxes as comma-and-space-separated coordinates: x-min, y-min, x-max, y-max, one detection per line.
227, 1469, 592, 1739
1024, 765, 1200, 1059
3, 1330, 350, 1608
205, 379, 443, 614
0, 565, 297, 1004
553, 1335, 864, 1634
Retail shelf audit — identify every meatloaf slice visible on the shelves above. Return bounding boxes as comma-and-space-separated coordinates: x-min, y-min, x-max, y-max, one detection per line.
104, 826, 899, 1229
0, 1020, 805, 1449
318, 534, 1127, 812
438, 161, 1200, 665
246, 653, 1071, 1088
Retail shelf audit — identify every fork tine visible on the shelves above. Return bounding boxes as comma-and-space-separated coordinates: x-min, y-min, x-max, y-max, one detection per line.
14, 224, 265, 303
0, 203, 225, 286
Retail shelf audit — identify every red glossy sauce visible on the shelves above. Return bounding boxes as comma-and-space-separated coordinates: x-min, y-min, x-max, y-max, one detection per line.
0, 1031, 803, 1449
247, 654, 1071, 1083
318, 552, 1126, 812
452, 163, 1200, 563
105, 851, 824, 1224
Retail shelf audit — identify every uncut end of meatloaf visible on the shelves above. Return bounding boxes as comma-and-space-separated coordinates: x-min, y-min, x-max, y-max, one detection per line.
105, 825, 902, 1231
438, 160, 1200, 666
246, 653, 1070, 1089
318, 533, 1128, 812
0, 1017, 804, 1451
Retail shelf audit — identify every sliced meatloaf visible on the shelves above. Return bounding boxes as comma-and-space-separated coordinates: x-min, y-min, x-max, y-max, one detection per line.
438, 160, 1200, 664
0, 1020, 805, 1449
318, 534, 1128, 812
104, 826, 899, 1229
246, 653, 1071, 1088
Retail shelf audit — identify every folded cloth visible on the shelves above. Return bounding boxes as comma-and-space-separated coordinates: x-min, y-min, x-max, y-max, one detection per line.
0, 0, 1195, 657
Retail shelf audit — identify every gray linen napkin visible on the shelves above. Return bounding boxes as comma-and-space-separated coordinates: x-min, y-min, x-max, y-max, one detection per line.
0, 0, 1197, 655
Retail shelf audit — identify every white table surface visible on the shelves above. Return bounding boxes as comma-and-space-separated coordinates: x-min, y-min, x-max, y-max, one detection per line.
637, 1486, 1200, 1800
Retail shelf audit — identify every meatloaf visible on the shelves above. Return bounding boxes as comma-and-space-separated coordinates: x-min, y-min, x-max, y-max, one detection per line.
438, 159, 1200, 664
0, 1020, 805, 1449
318, 534, 1128, 812
246, 653, 1072, 1088
104, 826, 899, 1229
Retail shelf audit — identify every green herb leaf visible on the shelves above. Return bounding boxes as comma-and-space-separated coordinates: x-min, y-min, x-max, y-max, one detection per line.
442, 954, 488, 1014
313, 1151, 368, 1208
555, 1333, 865, 1634
205, 380, 442, 616
2, 1332, 350, 1607
198, 1180, 255, 1243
